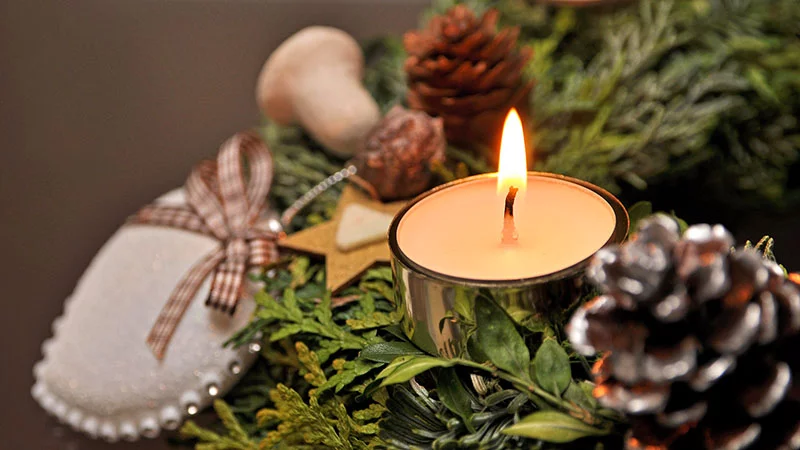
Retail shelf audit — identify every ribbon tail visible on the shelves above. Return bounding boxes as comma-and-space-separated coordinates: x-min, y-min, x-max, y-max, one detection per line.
207, 261, 246, 314
147, 249, 225, 360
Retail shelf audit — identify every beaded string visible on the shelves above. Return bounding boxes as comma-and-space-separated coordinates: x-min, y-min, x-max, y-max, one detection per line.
279, 165, 357, 228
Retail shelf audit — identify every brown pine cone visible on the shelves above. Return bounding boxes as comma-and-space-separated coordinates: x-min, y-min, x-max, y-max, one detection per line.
350, 106, 446, 201
403, 5, 533, 164
568, 216, 800, 450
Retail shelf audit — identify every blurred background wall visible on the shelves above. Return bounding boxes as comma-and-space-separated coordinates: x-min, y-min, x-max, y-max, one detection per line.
0, 1, 426, 448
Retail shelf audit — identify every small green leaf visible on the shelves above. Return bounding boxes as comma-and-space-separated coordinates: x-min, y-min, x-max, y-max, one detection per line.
532, 339, 572, 396
467, 334, 490, 363
564, 381, 598, 411
474, 296, 530, 376
579, 380, 596, 400
383, 324, 409, 342
666, 212, 689, 234
359, 341, 424, 363
374, 355, 415, 379
674, 216, 689, 233
378, 356, 455, 386
502, 411, 607, 443
505, 305, 536, 327
627, 201, 653, 233
359, 377, 386, 401
436, 368, 475, 432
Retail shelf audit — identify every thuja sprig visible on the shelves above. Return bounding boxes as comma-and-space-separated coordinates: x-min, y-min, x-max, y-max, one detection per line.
255, 343, 386, 450
181, 400, 258, 450
188, 260, 404, 450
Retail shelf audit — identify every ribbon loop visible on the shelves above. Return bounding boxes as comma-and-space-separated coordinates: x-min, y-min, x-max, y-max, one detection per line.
130, 131, 277, 359
217, 139, 250, 235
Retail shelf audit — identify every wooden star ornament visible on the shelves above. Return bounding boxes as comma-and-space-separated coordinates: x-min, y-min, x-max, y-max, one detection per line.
279, 185, 406, 292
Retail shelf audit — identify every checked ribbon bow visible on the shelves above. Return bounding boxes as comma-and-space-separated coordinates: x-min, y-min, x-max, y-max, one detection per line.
129, 132, 279, 359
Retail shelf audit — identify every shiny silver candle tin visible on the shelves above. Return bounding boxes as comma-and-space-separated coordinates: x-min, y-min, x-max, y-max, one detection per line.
388, 172, 629, 354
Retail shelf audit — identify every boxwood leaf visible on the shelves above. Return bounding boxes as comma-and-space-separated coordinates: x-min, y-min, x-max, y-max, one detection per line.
502, 411, 607, 443
627, 201, 652, 233
375, 356, 415, 379
533, 339, 571, 396
359, 341, 425, 363
436, 368, 475, 432
563, 380, 598, 411
379, 356, 455, 386
474, 296, 530, 376
467, 334, 490, 364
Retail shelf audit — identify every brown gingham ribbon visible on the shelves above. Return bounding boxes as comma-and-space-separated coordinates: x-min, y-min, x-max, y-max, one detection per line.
129, 132, 279, 359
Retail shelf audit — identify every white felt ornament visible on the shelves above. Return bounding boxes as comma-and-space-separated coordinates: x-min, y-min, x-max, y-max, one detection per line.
32, 133, 280, 442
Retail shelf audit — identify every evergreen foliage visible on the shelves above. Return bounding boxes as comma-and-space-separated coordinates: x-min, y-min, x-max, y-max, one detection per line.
183, 257, 626, 449
182, 1, 800, 448
369, 0, 800, 207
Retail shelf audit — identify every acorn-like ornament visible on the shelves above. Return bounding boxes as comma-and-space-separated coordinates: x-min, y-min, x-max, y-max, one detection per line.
351, 106, 446, 201
568, 216, 800, 450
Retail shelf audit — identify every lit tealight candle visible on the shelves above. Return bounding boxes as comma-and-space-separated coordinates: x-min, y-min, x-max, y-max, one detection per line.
498, 108, 526, 245
388, 109, 628, 351
392, 109, 627, 282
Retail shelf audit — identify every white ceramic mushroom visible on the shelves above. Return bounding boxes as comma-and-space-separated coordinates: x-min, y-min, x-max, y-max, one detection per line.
256, 26, 381, 158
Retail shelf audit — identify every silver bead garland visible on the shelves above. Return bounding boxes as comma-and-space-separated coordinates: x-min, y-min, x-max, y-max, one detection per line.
280, 165, 357, 228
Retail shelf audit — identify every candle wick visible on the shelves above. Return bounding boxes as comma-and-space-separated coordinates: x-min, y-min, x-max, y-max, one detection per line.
502, 186, 519, 245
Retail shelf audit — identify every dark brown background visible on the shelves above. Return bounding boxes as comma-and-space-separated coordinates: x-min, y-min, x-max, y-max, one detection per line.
2, 1, 799, 449
0, 1, 426, 448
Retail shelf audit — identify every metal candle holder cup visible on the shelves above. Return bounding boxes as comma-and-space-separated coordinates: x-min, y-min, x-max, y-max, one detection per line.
388, 173, 629, 355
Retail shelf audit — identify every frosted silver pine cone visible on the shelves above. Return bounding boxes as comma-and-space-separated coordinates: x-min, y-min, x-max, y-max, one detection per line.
568, 216, 800, 450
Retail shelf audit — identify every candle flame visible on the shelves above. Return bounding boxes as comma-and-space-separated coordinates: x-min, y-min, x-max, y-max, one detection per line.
497, 108, 527, 195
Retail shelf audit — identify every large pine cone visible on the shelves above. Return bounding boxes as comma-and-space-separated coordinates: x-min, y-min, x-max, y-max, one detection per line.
568, 216, 800, 450
403, 5, 533, 163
